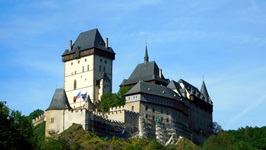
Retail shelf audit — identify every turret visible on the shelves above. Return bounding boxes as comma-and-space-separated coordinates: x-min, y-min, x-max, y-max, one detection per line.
144, 44, 149, 63
200, 81, 211, 103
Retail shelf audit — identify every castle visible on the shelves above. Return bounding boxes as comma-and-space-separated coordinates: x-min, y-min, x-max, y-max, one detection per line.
32, 28, 213, 144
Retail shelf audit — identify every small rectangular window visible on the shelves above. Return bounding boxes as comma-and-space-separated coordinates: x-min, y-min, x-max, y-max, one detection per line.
51, 118, 54, 124
99, 65, 101, 71
131, 106, 134, 111
82, 66, 84, 72
87, 65, 89, 71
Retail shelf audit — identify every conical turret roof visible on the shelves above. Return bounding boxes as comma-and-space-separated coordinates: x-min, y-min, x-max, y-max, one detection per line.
46, 88, 72, 110
201, 81, 210, 100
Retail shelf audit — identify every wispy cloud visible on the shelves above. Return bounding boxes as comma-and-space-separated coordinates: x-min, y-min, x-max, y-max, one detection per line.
225, 94, 266, 129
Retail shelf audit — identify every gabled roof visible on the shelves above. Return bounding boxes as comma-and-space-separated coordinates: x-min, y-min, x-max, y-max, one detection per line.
62, 28, 115, 56
46, 88, 72, 110
125, 81, 181, 100
179, 79, 212, 104
167, 80, 181, 90
167, 80, 182, 95
178, 79, 201, 95
120, 61, 169, 86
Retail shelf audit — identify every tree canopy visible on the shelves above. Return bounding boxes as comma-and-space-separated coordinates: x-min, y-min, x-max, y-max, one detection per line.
0, 101, 36, 149
98, 86, 131, 112
29, 109, 44, 120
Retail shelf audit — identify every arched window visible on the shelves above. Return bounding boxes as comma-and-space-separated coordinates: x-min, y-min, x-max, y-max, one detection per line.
74, 79, 77, 90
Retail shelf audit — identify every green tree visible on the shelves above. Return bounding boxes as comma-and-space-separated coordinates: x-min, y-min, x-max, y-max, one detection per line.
202, 131, 234, 150
98, 93, 118, 112
116, 86, 132, 104
28, 109, 44, 120
227, 126, 266, 150
98, 86, 131, 112
0, 101, 36, 149
40, 137, 69, 150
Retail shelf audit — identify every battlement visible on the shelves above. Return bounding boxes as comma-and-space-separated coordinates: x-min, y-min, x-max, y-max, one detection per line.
92, 106, 126, 118
32, 113, 45, 126
92, 107, 127, 123
92, 110, 109, 119
91, 110, 124, 124
109, 105, 125, 112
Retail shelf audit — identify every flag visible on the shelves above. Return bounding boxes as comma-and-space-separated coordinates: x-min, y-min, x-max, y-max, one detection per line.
73, 92, 81, 102
81, 92, 87, 100
121, 129, 125, 134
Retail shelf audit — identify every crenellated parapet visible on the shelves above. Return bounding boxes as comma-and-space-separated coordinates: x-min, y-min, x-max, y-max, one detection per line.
91, 106, 128, 123
32, 113, 46, 126
92, 109, 109, 119
109, 105, 125, 112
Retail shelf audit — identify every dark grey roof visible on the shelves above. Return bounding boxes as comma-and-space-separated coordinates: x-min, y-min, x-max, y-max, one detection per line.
201, 81, 212, 103
120, 61, 169, 86
144, 45, 149, 63
62, 28, 115, 56
125, 81, 181, 100
200, 81, 209, 98
179, 79, 212, 104
178, 79, 201, 95
167, 80, 182, 94
46, 88, 72, 110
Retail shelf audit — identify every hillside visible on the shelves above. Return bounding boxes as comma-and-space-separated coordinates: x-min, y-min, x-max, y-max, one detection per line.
35, 123, 198, 150
34, 123, 266, 150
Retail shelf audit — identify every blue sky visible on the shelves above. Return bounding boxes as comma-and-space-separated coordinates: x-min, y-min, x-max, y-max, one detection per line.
0, 0, 265, 130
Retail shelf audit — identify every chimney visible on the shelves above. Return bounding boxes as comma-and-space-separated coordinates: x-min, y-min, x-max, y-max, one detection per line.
105, 37, 108, 48
69, 40, 72, 51
159, 69, 162, 78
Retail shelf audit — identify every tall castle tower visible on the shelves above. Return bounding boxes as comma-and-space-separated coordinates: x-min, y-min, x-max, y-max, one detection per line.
61, 29, 115, 108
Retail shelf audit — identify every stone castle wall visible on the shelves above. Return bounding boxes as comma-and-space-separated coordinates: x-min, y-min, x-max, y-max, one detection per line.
45, 108, 86, 137
32, 113, 45, 127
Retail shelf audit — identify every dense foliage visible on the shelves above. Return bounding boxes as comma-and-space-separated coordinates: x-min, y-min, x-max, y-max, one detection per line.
0, 101, 36, 149
227, 126, 266, 150
201, 126, 266, 150
2, 100, 266, 150
98, 86, 131, 112
28, 109, 44, 120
